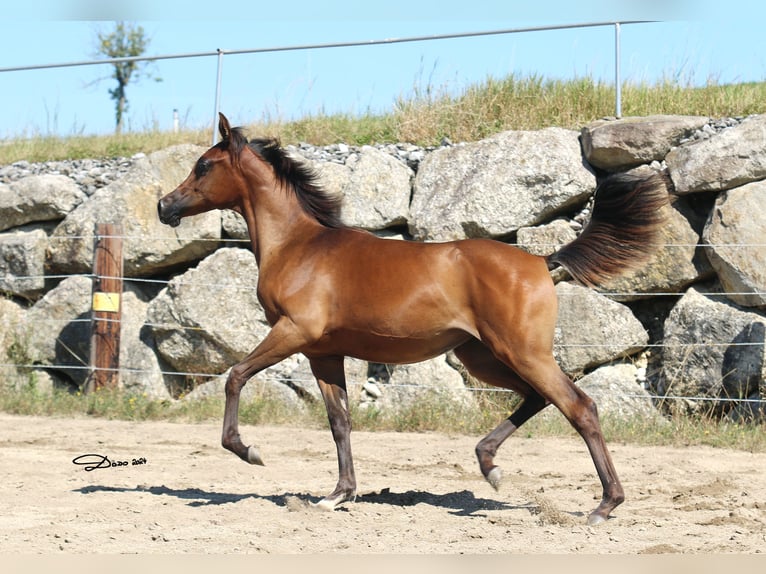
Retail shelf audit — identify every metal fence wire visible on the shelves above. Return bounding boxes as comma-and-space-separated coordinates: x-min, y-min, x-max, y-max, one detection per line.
0, 20, 763, 411
0, 21, 650, 144
1, 232, 764, 409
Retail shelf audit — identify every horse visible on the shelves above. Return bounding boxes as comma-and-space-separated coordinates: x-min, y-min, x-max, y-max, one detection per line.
158, 113, 668, 525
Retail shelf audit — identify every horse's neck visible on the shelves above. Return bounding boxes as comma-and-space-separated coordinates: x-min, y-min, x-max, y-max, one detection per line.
240, 176, 320, 269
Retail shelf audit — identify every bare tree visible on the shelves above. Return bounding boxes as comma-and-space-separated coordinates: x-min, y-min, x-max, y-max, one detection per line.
94, 22, 160, 134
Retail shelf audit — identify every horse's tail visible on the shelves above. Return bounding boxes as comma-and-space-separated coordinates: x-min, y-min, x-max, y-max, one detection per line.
547, 171, 669, 287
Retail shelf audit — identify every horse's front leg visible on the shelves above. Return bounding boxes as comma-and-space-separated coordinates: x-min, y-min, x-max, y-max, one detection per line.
222, 318, 309, 465
309, 356, 356, 511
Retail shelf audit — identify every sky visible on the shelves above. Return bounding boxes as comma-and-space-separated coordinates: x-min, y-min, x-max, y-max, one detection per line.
0, 0, 764, 140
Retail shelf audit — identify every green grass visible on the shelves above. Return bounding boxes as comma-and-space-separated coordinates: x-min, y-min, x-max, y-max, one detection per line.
2, 74, 765, 164
1, 383, 763, 452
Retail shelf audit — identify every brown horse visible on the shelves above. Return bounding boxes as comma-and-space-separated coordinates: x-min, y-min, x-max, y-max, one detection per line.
158, 113, 667, 525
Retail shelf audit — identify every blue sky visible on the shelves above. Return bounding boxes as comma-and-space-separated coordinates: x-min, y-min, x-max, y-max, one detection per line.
0, 0, 763, 139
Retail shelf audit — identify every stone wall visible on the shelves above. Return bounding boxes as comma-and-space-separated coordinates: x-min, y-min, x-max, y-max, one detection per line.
1, 114, 765, 421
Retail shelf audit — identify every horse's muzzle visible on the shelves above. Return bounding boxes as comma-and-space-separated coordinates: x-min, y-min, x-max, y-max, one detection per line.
157, 197, 182, 228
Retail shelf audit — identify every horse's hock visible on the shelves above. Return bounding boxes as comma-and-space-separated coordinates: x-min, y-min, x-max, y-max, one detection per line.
1, 114, 765, 423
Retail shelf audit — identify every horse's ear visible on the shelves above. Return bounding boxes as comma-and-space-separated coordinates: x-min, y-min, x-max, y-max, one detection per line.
218, 113, 231, 142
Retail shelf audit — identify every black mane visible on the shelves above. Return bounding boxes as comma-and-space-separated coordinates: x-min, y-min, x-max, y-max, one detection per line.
222, 127, 344, 229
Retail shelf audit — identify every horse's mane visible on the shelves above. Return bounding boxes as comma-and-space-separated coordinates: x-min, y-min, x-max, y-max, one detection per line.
221, 126, 344, 229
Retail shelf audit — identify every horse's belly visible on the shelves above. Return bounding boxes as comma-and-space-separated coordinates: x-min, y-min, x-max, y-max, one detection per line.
307, 328, 472, 365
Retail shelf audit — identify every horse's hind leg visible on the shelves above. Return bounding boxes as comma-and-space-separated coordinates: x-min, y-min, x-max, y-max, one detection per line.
309, 356, 357, 511
453, 339, 548, 490
545, 366, 624, 525
494, 347, 624, 525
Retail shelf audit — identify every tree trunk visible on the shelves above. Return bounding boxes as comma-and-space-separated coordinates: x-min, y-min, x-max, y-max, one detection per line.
116, 93, 126, 134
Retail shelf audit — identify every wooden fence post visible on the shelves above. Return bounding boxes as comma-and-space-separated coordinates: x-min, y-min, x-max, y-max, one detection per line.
88, 223, 124, 392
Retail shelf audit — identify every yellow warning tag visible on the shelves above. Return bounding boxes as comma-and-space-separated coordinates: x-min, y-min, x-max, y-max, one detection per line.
93, 292, 121, 313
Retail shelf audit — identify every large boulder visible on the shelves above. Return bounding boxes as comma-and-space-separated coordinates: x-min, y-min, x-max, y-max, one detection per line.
539, 362, 664, 424
554, 282, 649, 374
47, 145, 221, 277
410, 128, 594, 241
0, 226, 48, 299
16, 275, 92, 386
703, 180, 766, 307
368, 356, 474, 411
118, 286, 172, 399
0, 297, 27, 385
666, 115, 766, 193
287, 356, 368, 405
0, 175, 87, 232
596, 196, 713, 301
312, 146, 413, 230
575, 363, 660, 420
182, 373, 306, 412
659, 288, 766, 410
516, 218, 577, 257
581, 115, 708, 171
147, 247, 271, 376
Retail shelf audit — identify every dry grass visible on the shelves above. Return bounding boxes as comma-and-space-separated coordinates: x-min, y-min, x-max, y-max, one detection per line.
2, 74, 765, 164
0, 382, 763, 451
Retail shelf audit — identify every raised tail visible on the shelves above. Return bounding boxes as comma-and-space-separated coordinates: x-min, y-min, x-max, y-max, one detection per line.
547, 171, 669, 287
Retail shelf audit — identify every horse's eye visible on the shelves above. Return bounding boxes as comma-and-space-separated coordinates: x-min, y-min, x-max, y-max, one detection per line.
195, 159, 211, 179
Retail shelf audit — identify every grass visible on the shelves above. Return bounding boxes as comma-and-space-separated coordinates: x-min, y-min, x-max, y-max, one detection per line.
2, 74, 765, 164
0, 382, 763, 452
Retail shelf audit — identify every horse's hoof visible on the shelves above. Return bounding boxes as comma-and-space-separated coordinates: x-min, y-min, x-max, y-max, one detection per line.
314, 491, 355, 512
586, 512, 607, 526
246, 445, 264, 466
486, 467, 502, 491
314, 498, 339, 512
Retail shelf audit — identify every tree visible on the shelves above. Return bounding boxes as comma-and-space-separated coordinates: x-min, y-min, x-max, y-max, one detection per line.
95, 22, 160, 134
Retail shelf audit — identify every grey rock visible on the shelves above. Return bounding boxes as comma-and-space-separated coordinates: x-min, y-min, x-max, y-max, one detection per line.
659, 288, 766, 409
311, 146, 413, 230
577, 363, 662, 420
47, 145, 221, 277
372, 356, 475, 411
581, 115, 708, 171
147, 247, 270, 375
118, 286, 171, 399
183, 374, 306, 412
517, 218, 577, 257
16, 275, 92, 386
596, 195, 713, 301
0, 297, 26, 386
0, 175, 87, 232
554, 282, 649, 374
703, 180, 766, 307
0, 227, 48, 298
410, 128, 594, 241
667, 115, 766, 193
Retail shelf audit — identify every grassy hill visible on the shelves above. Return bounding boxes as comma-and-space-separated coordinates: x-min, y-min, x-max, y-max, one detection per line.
2, 74, 765, 164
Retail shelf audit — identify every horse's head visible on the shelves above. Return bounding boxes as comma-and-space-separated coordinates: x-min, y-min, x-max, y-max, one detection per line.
158, 113, 248, 227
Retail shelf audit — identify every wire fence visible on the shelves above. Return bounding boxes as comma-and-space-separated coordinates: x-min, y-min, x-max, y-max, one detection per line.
1, 21, 762, 417
2, 231, 765, 410
0, 20, 651, 143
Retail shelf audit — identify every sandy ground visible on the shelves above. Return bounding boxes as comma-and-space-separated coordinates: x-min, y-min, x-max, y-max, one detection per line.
0, 413, 764, 555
